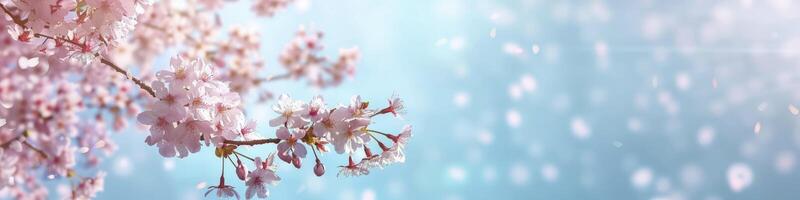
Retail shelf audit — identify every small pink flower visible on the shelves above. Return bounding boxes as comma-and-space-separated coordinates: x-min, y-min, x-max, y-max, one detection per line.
206, 175, 240, 200
245, 156, 281, 199
377, 93, 405, 118
331, 117, 371, 154
230, 119, 259, 141
137, 104, 183, 145
338, 156, 369, 177
269, 94, 307, 128
302, 95, 327, 123
276, 127, 307, 166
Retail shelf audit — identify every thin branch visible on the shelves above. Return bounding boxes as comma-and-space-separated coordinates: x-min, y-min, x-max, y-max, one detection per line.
33, 33, 157, 98
22, 141, 48, 159
1, 134, 48, 159
0, 3, 25, 26
253, 73, 291, 84
233, 151, 254, 161
0, 135, 22, 148
222, 138, 281, 146
0, 4, 157, 98
367, 129, 390, 136
100, 58, 156, 97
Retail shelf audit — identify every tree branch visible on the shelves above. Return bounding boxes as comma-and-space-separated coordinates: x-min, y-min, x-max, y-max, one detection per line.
100, 58, 156, 97
0, 3, 25, 26
32, 33, 157, 98
1, 3, 157, 98
0, 135, 22, 148
223, 138, 281, 146
1, 134, 48, 159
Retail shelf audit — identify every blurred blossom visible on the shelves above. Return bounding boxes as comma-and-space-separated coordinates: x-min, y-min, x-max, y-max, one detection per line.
727, 163, 754, 193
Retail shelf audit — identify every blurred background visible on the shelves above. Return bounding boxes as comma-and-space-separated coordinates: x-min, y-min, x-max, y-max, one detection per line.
86, 0, 800, 199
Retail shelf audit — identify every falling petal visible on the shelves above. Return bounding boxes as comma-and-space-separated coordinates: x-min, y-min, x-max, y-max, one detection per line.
754, 122, 762, 135
789, 104, 799, 115
727, 163, 753, 192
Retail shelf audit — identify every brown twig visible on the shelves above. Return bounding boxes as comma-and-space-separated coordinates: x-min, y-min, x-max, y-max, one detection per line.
100, 58, 156, 97
33, 33, 157, 98
223, 138, 281, 146
0, 135, 22, 148
1, 134, 48, 159
0, 3, 156, 98
22, 141, 48, 159
0, 3, 25, 26
253, 73, 291, 84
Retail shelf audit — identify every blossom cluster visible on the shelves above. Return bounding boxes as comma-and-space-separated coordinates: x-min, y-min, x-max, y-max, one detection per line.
132, 56, 412, 199
252, 0, 294, 17
137, 56, 254, 158
0, 54, 121, 199
3, 0, 153, 65
125, 0, 360, 99
0, 0, 407, 199
279, 28, 361, 88
202, 93, 412, 199
270, 94, 410, 171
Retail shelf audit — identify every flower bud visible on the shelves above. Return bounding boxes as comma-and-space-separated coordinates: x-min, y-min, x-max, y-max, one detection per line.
278, 151, 292, 164
363, 145, 373, 157
235, 159, 247, 181
218, 174, 226, 186
292, 154, 302, 169
314, 159, 325, 176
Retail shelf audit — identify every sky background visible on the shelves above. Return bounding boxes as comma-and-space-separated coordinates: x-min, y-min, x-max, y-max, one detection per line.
60, 0, 800, 199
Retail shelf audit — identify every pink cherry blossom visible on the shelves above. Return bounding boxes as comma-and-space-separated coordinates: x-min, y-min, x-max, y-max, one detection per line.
331, 117, 372, 155
376, 93, 405, 118
206, 175, 240, 200
0, 0, 411, 197
138, 104, 183, 145
303, 95, 327, 123
72, 171, 106, 199
252, 0, 294, 17
338, 156, 370, 177
245, 156, 281, 199
230, 120, 260, 141
276, 127, 307, 165
269, 94, 307, 128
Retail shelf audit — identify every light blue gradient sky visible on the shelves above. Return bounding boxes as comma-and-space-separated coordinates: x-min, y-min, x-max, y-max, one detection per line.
79, 0, 800, 199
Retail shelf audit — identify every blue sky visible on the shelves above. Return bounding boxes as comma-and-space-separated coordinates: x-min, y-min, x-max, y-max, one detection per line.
76, 0, 800, 199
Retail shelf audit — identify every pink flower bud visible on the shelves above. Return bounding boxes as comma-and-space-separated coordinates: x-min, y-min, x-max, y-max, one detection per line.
363, 145, 374, 157
292, 154, 302, 169
314, 159, 325, 176
315, 142, 328, 152
377, 141, 390, 151
278, 151, 292, 164
235, 160, 247, 181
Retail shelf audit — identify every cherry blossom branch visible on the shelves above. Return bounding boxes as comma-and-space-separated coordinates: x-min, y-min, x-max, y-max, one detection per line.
222, 138, 281, 146
22, 140, 48, 158
1, 134, 48, 158
32, 33, 157, 98
1, 3, 157, 98
0, 3, 25, 26
0, 135, 22, 148
99, 58, 157, 97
